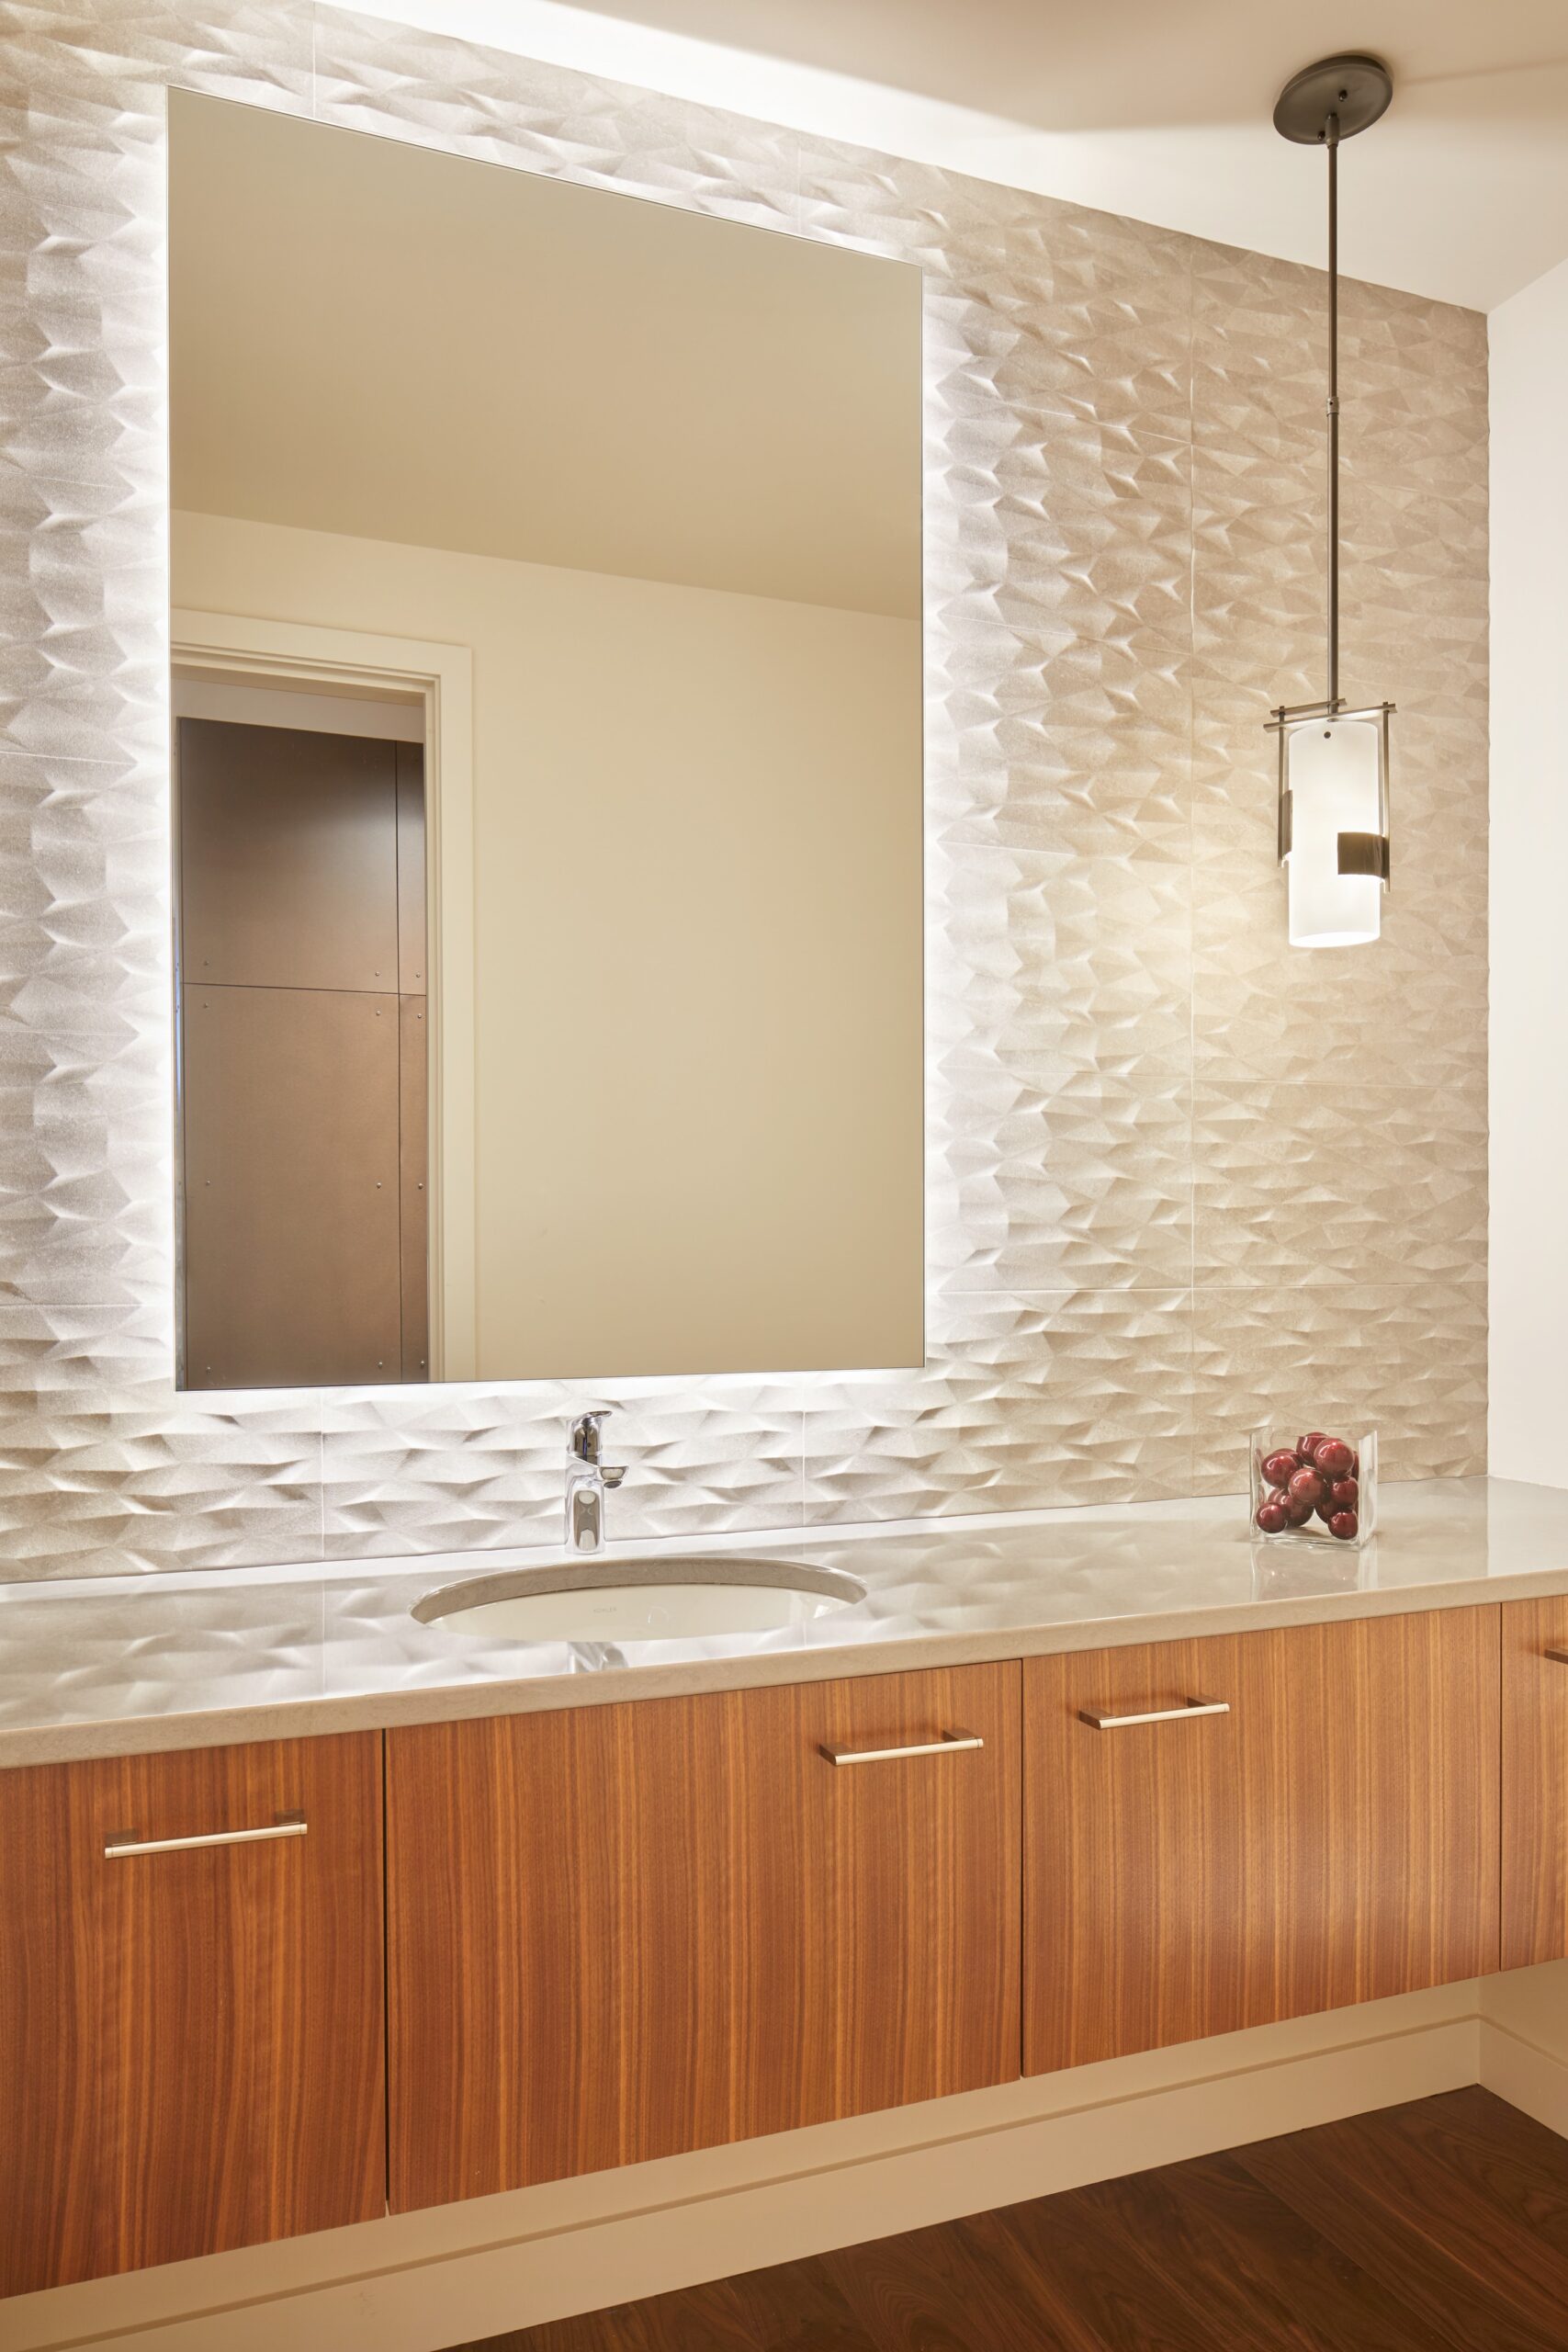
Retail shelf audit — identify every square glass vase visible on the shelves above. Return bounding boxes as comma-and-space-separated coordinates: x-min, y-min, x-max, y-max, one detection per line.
1249, 1423, 1376, 1548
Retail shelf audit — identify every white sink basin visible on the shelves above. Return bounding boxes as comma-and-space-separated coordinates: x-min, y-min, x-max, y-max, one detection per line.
412, 1557, 865, 1643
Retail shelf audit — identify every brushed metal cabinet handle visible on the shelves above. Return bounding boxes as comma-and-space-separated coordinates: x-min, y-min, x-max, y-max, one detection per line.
105, 1814, 307, 1859
1078, 1697, 1231, 1732
820, 1729, 984, 1766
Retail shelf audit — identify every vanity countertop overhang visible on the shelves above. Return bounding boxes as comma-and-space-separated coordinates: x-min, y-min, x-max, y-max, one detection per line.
6, 1474, 1568, 1768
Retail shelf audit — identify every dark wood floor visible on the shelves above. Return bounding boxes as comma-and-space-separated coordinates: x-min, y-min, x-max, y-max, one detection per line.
447, 2088, 1568, 2351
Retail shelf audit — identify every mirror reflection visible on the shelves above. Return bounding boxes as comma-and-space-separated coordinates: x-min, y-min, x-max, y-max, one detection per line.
168, 92, 923, 1389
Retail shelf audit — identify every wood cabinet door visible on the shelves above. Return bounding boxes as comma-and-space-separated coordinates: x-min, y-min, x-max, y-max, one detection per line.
1023, 1610, 1500, 2075
0, 1733, 385, 2295
387, 1664, 1021, 2211
1502, 1595, 1568, 1970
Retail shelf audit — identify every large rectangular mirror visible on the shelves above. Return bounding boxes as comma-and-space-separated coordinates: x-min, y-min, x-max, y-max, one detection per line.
167, 91, 923, 1389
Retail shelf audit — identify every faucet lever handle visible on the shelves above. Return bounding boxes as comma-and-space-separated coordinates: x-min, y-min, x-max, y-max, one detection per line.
569, 1407, 615, 1464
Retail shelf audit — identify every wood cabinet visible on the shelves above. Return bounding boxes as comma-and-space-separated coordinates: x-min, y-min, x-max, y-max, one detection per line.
1502, 1595, 1568, 1970
0, 1733, 385, 2297
386, 1664, 1021, 2211
5, 1595, 1549, 2295
1022, 1611, 1501, 2075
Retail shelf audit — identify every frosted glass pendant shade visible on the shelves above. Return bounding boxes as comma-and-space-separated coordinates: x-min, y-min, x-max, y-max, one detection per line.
1280, 710, 1390, 948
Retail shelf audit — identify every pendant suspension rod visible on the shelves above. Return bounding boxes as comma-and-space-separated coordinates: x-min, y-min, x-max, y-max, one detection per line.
1325, 111, 1340, 708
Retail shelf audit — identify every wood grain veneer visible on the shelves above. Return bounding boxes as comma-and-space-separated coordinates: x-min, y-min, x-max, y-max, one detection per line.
176, 714, 425, 1391
450, 2089, 1568, 2352
181, 980, 403, 1385
396, 742, 427, 998
0, 1733, 385, 2296
399, 990, 430, 1380
1501, 1594, 1568, 1970
386, 1664, 1021, 2211
396, 740, 430, 1377
1022, 1608, 1501, 2074
176, 718, 400, 993
1235, 2096, 1568, 2352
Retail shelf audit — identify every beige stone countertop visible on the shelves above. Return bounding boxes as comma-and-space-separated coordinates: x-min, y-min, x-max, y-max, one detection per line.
5, 1476, 1568, 1767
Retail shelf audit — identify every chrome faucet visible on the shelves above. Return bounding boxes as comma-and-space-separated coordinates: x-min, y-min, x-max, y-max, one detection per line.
565, 1408, 625, 1554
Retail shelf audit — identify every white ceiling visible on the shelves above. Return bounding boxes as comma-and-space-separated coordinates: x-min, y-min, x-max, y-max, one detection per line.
353, 0, 1568, 311
169, 92, 920, 615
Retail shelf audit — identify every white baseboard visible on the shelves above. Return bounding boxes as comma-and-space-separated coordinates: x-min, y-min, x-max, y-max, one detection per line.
1480, 2018, 1568, 2138
1478, 1958, 1568, 2139
6, 1987, 1483, 2352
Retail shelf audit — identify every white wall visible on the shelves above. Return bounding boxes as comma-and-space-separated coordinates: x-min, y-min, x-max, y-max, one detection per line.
1483, 1961, 1568, 2140
1489, 258, 1568, 1483
173, 511, 923, 1385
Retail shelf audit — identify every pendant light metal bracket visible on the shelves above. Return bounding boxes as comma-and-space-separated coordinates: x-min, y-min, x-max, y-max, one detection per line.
1266, 53, 1396, 935
1270, 699, 1395, 885
1273, 54, 1393, 143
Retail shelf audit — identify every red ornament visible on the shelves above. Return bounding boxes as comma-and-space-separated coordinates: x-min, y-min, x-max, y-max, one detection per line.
1314, 1437, 1353, 1476
1283, 1490, 1316, 1525
1256, 1498, 1290, 1534
1261, 1448, 1300, 1488
1329, 1477, 1358, 1511
1287, 1465, 1326, 1508
1328, 1510, 1359, 1542
1297, 1431, 1328, 1461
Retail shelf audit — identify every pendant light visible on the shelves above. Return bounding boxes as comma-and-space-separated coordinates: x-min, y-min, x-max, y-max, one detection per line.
1269, 54, 1395, 948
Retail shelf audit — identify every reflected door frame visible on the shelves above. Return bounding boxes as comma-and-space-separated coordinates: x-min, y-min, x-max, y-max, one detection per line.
171, 611, 478, 1382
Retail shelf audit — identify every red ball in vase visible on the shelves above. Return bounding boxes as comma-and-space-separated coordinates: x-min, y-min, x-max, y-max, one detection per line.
1297, 1431, 1328, 1462
1314, 1437, 1354, 1477
1283, 1490, 1316, 1525
1256, 1498, 1290, 1535
1261, 1448, 1300, 1488
1287, 1465, 1326, 1509
1328, 1510, 1359, 1542
1329, 1477, 1359, 1511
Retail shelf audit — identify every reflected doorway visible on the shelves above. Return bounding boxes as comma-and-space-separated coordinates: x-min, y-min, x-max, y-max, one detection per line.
173, 676, 429, 1388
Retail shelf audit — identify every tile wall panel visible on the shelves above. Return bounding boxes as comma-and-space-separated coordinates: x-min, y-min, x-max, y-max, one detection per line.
319, 1380, 806, 1560
803, 1292, 1195, 1524
0, 1296, 321, 1571
0, 2, 1487, 1574
1190, 1280, 1488, 1492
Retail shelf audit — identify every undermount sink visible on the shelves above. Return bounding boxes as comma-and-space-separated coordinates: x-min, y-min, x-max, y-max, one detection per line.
412, 1556, 865, 1643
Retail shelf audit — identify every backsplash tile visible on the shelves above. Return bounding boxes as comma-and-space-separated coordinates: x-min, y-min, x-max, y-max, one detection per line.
933, 1057, 1193, 1295
0, 3, 314, 115
311, 4, 800, 232
0, 2, 1486, 1576
1191, 1281, 1488, 1491
931, 839, 1194, 1074
0, 1299, 322, 1573
1190, 820, 1487, 1091
0, 745, 171, 1306
320, 1387, 569, 1561
795, 159, 1198, 530
803, 1292, 1195, 1523
321, 1380, 804, 1560
1192, 1075, 1488, 1290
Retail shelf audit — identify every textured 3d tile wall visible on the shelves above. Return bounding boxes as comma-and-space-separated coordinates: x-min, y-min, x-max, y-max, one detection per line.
0, 4, 1488, 1576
